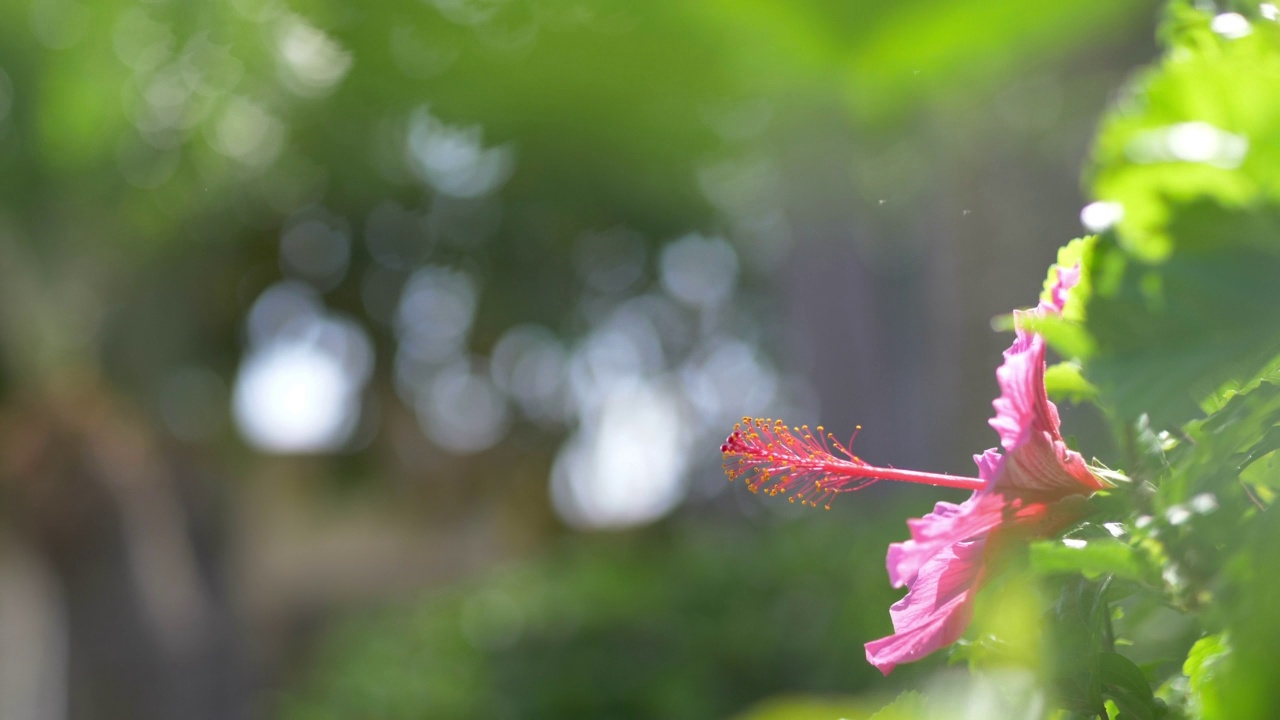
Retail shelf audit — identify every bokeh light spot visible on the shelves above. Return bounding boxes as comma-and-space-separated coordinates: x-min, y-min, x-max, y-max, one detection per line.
406, 106, 514, 198
551, 380, 689, 530
280, 219, 351, 290
1210, 12, 1251, 39
276, 14, 353, 97
414, 359, 510, 454
659, 234, 738, 309
395, 266, 477, 364
1079, 201, 1123, 232
234, 285, 373, 453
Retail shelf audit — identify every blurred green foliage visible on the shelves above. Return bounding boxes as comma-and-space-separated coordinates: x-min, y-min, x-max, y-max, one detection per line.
1018, 4, 1280, 719
1076, 6, 1280, 426
279, 514, 920, 720
18, 0, 1280, 718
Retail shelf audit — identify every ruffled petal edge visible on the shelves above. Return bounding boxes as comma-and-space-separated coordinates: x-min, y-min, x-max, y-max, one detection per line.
866, 539, 986, 675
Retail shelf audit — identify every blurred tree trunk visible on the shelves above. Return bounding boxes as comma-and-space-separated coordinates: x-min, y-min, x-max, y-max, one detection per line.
0, 383, 253, 720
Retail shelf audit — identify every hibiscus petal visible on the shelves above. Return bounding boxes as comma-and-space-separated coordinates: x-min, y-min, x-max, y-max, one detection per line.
973, 447, 1003, 487
885, 490, 1008, 588
866, 539, 985, 675
989, 327, 1059, 457
1045, 264, 1080, 313
885, 500, 965, 588
988, 275, 1102, 495
997, 429, 1101, 495
989, 264, 1079, 460
866, 263, 1104, 673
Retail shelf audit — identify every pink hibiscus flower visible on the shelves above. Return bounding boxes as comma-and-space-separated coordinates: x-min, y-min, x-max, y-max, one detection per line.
721, 264, 1103, 675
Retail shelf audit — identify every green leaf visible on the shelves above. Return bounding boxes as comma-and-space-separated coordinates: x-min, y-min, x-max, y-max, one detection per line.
1030, 538, 1154, 583
1201, 352, 1280, 415
1204, 509, 1280, 719
1032, 314, 1097, 363
1089, 9, 1280, 261
1081, 224, 1280, 427
1183, 634, 1229, 719
1045, 362, 1099, 404
1077, 6, 1280, 426
1162, 380, 1280, 506
1046, 577, 1113, 715
867, 691, 928, 720
1098, 652, 1159, 720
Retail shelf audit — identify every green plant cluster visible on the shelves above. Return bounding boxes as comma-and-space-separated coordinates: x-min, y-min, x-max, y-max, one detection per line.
954, 5, 1280, 719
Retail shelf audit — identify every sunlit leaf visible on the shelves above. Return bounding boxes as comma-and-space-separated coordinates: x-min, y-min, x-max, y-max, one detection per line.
1183, 633, 1228, 719
1029, 538, 1155, 583
866, 690, 927, 720
1044, 362, 1099, 404
1089, 9, 1280, 261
